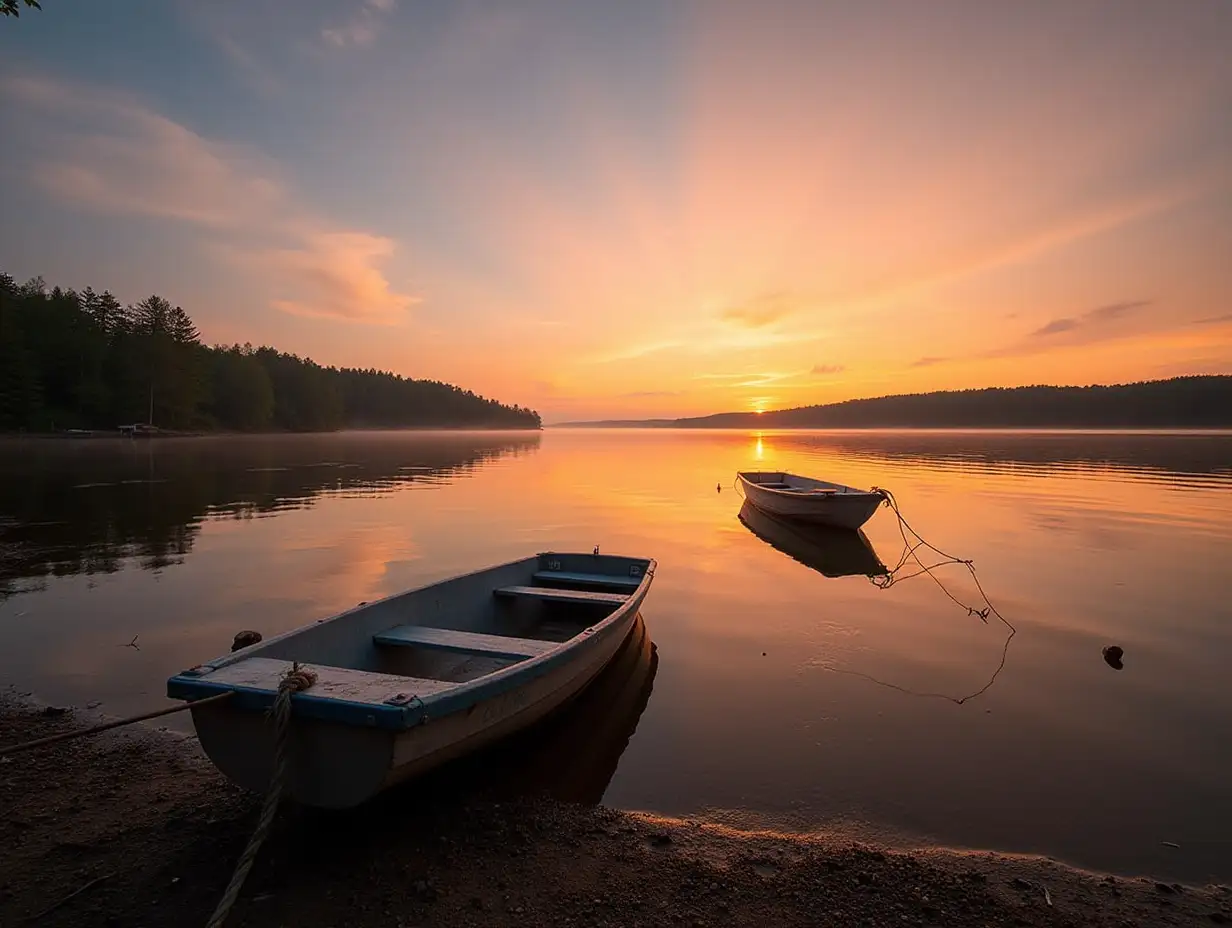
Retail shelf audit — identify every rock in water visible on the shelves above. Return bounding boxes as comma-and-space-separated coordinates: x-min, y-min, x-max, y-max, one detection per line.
1103, 645, 1124, 670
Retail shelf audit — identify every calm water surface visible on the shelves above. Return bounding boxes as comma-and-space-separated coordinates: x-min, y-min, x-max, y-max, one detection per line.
2, 429, 1230, 882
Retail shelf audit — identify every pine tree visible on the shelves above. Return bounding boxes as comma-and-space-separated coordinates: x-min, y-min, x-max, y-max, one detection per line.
168, 305, 200, 344
132, 295, 173, 336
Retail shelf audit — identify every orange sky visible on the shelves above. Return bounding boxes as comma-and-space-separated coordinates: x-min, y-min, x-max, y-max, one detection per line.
2, 1, 1230, 421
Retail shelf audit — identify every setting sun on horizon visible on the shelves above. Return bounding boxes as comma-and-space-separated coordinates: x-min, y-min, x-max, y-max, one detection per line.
2, 2, 1230, 424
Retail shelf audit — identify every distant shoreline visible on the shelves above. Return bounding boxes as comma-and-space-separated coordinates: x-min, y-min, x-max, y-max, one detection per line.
549, 423, 1232, 432
554, 376, 1232, 430
0, 425, 545, 440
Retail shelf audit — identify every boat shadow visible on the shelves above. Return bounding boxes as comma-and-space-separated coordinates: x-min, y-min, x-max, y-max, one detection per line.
738, 501, 889, 579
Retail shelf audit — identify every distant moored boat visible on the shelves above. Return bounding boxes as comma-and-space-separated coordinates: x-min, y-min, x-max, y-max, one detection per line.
737, 470, 885, 529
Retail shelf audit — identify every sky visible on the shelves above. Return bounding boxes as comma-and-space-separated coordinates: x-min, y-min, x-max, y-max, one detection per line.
2, 1, 1231, 423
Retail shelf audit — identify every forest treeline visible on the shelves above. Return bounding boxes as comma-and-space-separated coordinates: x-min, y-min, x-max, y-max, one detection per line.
0, 272, 541, 432
668, 378, 1232, 429
560, 377, 1232, 429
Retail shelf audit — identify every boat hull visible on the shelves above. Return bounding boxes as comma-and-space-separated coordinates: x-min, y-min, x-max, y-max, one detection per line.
739, 475, 883, 529
188, 568, 648, 809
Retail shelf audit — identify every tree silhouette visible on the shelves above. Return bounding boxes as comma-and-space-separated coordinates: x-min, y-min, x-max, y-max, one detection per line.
1, 1, 42, 19
0, 269, 541, 432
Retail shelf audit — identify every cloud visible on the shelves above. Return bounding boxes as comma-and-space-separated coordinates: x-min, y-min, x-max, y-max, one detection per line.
322, 0, 397, 48
1193, 313, 1232, 325
910, 356, 949, 368
980, 298, 1161, 359
5, 75, 415, 325
257, 232, 418, 324
1086, 299, 1153, 322
1031, 318, 1079, 336
1032, 298, 1152, 338
721, 292, 793, 328
810, 364, 846, 375
619, 390, 684, 398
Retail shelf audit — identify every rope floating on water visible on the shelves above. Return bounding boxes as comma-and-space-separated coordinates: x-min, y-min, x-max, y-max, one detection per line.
0, 692, 234, 757
842, 487, 1017, 705
205, 662, 317, 928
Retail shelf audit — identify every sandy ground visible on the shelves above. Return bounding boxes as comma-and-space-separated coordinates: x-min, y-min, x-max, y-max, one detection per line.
2, 698, 1229, 928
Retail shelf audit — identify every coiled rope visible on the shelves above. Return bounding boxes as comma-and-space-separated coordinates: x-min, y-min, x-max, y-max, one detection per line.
205, 662, 317, 928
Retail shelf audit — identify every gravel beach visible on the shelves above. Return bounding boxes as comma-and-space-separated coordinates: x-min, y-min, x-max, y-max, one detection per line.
2, 698, 1228, 928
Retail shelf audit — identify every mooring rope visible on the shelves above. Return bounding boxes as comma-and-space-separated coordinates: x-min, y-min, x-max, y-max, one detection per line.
205, 662, 317, 928
842, 487, 1018, 705
0, 692, 235, 757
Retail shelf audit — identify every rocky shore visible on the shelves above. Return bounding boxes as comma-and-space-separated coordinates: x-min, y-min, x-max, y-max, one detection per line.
2, 698, 1228, 928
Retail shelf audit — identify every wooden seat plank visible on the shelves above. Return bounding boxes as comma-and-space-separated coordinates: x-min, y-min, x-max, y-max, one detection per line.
495, 585, 628, 605
374, 625, 558, 660
531, 570, 641, 590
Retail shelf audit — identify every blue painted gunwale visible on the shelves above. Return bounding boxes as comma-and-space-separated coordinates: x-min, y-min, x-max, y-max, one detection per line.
166, 552, 655, 731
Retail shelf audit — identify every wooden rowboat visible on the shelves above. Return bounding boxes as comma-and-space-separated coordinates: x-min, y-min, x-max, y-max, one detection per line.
737, 470, 884, 529
166, 552, 655, 808
738, 501, 888, 579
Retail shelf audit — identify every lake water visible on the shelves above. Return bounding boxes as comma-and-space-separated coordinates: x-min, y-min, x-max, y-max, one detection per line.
2, 429, 1230, 883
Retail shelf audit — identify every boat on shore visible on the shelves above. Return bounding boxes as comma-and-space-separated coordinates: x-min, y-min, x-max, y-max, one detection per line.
737, 470, 885, 529
738, 501, 888, 579
167, 552, 655, 808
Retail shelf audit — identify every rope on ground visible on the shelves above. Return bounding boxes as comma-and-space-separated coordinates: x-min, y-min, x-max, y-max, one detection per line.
0, 692, 234, 757
205, 662, 317, 928
840, 487, 1017, 705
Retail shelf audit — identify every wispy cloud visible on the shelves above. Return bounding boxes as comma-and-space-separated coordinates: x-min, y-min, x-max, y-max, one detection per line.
5, 75, 415, 325
811, 363, 846, 375
1193, 313, 1232, 325
322, 0, 398, 48
1032, 299, 1153, 337
1087, 299, 1153, 321
1032, 318, 1080, 337
255, 232, 415, 324
619, 390, 684, 398
910, 356, 949, 368
721, 292, 793, 328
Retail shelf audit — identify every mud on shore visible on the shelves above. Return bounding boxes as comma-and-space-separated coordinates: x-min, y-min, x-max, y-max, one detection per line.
2, 699, 1229, 928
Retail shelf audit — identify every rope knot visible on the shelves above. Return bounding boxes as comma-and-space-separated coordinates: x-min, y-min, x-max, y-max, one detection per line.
279, 662, 317, 694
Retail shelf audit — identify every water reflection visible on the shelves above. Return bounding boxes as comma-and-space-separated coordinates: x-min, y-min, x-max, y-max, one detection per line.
737, 501, 888, 579
0, 432, 540, 600
408, 615, 659, 806
766, 429, 1232, 484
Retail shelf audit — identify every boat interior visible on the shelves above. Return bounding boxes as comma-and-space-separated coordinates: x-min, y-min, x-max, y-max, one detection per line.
740, 471, 860, 494
174, 554, 651, 708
